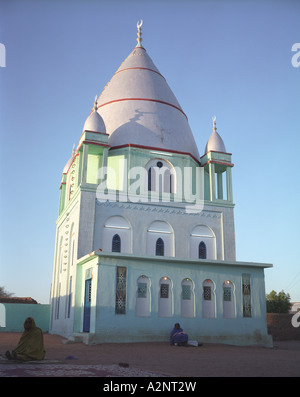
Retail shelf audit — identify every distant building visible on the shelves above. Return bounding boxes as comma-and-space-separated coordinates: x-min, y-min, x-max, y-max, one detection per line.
50, 22, 273, 346
290, 302, 300, 313
0, 297, 38, 304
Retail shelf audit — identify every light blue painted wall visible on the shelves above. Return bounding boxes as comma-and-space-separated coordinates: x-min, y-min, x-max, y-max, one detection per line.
89, 254, 271, 346
0, 303, 50, 333
49, 251, 272, 346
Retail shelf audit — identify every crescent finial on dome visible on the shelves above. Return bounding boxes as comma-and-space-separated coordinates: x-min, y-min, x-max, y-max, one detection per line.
136, 19, 143, 47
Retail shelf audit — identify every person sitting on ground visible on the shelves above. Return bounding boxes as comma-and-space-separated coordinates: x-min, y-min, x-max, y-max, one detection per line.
5, 317, 46, 361
170, 323, 188, 346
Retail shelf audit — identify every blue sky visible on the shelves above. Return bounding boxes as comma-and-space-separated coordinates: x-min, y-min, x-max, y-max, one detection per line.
0, 0, 299, 304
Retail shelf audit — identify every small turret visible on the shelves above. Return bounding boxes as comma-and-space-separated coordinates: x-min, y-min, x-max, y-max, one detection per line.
83, 96, 106, 134
201, 117, 234, 203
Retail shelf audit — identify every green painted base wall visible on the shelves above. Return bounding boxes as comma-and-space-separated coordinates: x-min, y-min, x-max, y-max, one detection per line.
0, 303, 50, 333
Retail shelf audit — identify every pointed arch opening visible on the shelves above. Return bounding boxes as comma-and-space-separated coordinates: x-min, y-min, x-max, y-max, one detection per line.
202, 279, 216, 318
223, 280, 236, 319
147, 220, 174, 257
103, 216, 131, 254
155, 237, 164, 256
112, 234, 121, 253
135, 275, 151, 317
190, 225, 216, 260
181, 278, 195, 318
146, 159, 175, 194
198, 241, 207, 259
158, 277, 173, 317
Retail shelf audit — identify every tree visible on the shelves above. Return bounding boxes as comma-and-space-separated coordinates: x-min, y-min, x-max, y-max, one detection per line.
0, 286, 14, 298
266, 290, 291, 313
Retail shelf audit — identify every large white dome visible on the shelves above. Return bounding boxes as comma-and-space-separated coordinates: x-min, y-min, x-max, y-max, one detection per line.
96, 44, 200, 161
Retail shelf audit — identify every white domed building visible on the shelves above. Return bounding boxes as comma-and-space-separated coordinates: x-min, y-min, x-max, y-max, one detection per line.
50, 23, 272, 346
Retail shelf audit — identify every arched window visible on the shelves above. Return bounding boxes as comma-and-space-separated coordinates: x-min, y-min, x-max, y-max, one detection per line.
202, 279, 216, 318
135, 275, 151, 317
223, 280, 235, 319
190, 225, 216, 260
146, 159, 175, 194
103, 216, 131, 254
147, 221, 174, 257
156, 238, 164, 256
112, 234, 121, 253
181, 278, 195, 318
158, 277, 173, 317
198, 241, 207, 259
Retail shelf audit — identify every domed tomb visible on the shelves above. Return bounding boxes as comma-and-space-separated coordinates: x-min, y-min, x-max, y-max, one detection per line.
95, 22, 200, 161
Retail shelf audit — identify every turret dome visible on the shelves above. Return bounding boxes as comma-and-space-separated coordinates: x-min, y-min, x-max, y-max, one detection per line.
204, 117, 226, 154
83, 97, 106, 133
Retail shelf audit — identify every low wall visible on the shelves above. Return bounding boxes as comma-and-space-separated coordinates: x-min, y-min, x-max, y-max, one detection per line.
0, 303, 50, 332
267, 313, 300, 341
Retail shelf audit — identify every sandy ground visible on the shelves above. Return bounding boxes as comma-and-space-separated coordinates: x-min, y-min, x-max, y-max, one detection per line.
1, 332, 300, 377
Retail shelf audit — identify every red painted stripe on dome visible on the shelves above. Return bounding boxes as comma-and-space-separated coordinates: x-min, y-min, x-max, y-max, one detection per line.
114, 67, 165, 79
132, 46, 146, 51
98, 98, 187, 119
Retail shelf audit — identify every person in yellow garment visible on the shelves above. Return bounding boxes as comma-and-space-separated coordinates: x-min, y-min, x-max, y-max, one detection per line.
5, 317, 46, 361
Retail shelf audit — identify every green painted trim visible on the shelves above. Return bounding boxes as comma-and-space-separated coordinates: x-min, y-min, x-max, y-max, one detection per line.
76, 252, 99, 267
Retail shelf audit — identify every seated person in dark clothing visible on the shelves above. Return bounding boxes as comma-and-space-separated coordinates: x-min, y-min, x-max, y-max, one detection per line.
170, 323, 188, 346
5, 317, 45, 361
